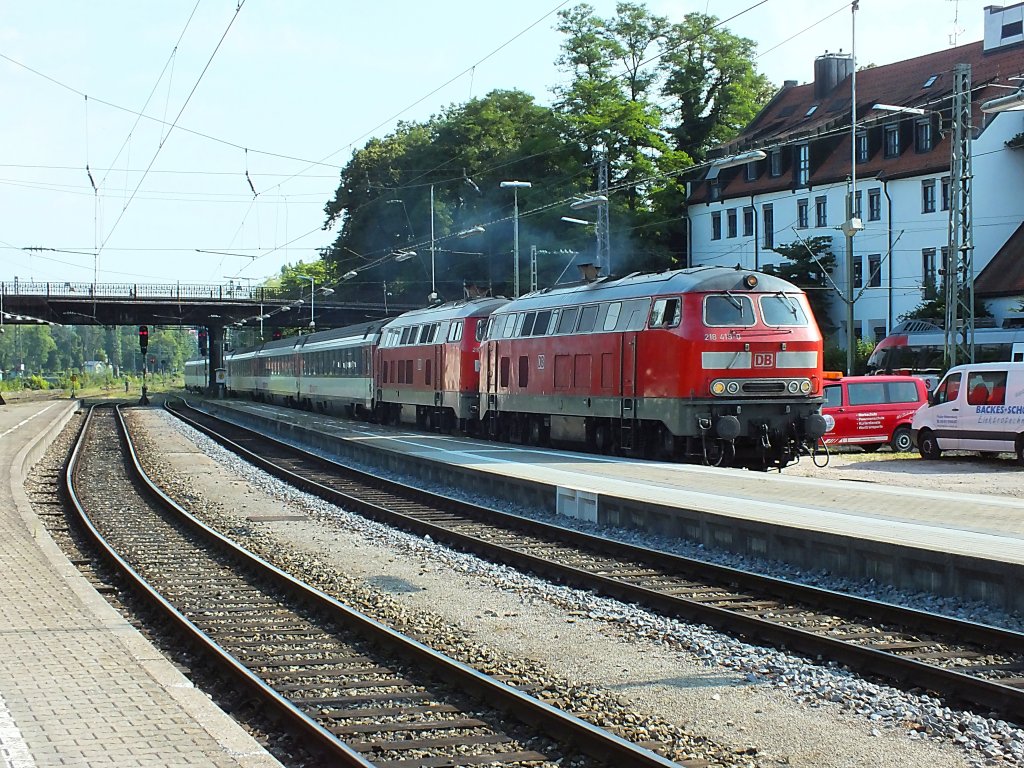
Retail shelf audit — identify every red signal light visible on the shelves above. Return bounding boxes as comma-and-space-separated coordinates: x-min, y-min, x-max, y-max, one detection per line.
139, 325, 149, 354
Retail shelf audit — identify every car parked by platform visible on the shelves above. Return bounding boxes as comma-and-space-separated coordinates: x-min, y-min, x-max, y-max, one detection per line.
820, 374, 930, 453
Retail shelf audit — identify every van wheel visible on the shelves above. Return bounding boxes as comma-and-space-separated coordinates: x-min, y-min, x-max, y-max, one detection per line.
890, 427, 913, 453
918, 429, 942, 460
861, 443, 883, 453
1016, 437, 1024, 467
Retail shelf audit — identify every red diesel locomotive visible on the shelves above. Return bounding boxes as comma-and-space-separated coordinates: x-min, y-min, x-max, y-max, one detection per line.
477, 266, 827, 469
218, 266, 826, 469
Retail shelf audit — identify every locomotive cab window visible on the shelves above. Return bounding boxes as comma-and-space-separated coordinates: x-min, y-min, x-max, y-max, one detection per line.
520, 312, 537, 337
649, 298, 680, 328
532, 310, 552, 336
447, 320, 463, 343
704, 294, 755, 326
759, 293, 809, 326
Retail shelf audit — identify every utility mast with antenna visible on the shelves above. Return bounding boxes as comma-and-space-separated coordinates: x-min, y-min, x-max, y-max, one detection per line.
945, 62, 975, 369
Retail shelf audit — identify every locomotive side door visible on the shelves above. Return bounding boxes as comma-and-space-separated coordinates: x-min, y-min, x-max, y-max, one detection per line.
620, 332, 638, 450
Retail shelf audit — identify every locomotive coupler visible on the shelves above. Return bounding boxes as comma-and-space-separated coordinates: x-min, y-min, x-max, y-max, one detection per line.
759, 423, 771, 449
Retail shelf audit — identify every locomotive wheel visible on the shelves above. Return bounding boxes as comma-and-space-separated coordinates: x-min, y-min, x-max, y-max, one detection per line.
528, 416, 547, 447
593, 422, 611, 454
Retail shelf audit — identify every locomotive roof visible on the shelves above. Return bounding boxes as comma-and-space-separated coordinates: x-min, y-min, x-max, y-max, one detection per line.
496, 266, 803, 312
381, 296, 508, 328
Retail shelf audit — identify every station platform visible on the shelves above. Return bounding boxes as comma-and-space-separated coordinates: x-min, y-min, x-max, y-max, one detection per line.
198, 397, 1024, 615
0, 399, 280, 768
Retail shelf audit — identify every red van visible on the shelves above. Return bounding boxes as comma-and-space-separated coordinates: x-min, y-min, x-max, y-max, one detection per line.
821, 374, 929, 453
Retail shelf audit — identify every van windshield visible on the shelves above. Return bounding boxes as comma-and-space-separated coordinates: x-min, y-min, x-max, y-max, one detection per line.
932, 373, 961, 405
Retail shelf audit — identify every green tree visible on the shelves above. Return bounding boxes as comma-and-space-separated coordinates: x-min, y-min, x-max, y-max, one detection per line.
762, 236, 837, 336
660, 13, 774, 162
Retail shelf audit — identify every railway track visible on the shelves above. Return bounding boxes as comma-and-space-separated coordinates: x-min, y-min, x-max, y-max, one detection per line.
67, 404, 683, 768
164, 398, 1024, 725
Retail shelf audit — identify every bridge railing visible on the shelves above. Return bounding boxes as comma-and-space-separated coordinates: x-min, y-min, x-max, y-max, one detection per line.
0, 281, 294, 302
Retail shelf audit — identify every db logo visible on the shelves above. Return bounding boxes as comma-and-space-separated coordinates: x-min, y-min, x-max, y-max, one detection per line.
753, 352, 774, 367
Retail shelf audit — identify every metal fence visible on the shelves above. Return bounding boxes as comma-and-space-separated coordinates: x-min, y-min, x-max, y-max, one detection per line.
0, 281, 294, 301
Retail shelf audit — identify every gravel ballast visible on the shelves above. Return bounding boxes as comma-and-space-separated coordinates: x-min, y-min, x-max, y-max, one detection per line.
129, 407, 1024, 768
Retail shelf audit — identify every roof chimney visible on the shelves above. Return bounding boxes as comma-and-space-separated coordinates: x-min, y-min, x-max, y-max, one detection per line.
577, 263, 600, 283
783, 79, 798, 88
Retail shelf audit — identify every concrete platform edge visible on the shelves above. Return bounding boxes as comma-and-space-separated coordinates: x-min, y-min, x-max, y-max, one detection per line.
11, 401, 280, 768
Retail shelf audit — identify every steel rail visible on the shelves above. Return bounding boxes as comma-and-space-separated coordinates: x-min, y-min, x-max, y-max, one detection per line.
166, 399, 1024, 724
75, 403, 682, 768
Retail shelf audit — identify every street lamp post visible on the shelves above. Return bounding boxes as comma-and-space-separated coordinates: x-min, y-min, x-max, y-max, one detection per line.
499, 181, 532, 297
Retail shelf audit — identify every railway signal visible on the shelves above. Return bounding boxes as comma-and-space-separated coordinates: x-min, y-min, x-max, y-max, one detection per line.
139, 325, 149, 354
198, 328, 208, 356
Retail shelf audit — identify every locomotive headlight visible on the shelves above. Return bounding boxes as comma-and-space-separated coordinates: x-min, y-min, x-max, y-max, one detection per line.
800, 379, 812, 394
711, 380, 727, 396
726, 381, 740, 395
743, 274, 758, 288
787, 380, 800, 394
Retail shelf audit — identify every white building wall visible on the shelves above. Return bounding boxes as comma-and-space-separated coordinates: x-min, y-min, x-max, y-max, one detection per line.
689, 109, 1024, 345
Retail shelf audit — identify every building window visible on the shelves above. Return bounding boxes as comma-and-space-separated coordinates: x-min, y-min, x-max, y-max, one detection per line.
868, 188, 881, 221
854, 190, 862, 220
769, 149, 782, 177
884, 124, 900, 157
868, 253, 882, 287
922, 248, 937, 298
815, 195, 827, 227
763, 204, 774, 249
795, 144, 810, 186
856, 132, 869, 163
711, 212, 722, 240
709, 181, 720, 202
922, 179, 936, 213
916, 119, 933, 152
941, 176, 951, 210
745, 160, 758, 181
727, 208, 737, 238
797, 198, 809, 228
854, 254, 863, 288
742, 207, 754, 237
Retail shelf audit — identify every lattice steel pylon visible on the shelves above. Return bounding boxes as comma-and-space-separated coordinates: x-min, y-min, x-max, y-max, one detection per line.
945, 62, 975, 368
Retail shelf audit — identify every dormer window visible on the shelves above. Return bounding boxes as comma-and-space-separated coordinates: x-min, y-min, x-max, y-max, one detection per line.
709, 181, 721, 202
795, 143, 810, 186
923, 74, 938, 88
884, 124, 900, 158
856, 131, 869, 163
915, 119, 933, 152
745, 159, 758, 181
769, 149, 782, 177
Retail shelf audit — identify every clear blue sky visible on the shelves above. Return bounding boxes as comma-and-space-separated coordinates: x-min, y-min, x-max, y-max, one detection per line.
0, 0, 992, 288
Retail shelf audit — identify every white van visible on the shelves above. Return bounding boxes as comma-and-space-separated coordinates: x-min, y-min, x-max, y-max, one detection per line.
911, 361, 1024, 465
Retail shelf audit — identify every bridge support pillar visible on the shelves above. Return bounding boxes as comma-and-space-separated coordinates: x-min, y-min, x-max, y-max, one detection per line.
208, 324, 225, 394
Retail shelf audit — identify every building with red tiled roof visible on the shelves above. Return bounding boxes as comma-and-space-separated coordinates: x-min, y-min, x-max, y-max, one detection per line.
687, 3, 1024, 351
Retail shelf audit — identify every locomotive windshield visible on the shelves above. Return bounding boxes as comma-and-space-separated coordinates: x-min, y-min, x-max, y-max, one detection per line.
760, 293, 809, 326
704, 294, 755, 326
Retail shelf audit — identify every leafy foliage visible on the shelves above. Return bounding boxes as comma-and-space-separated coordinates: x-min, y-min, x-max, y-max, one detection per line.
761, 236, 837, 335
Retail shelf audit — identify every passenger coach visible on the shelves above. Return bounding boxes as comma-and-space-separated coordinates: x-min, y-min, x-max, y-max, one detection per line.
478, 266, 827, 469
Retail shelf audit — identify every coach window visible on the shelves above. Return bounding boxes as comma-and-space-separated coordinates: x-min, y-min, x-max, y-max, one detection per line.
520, 312, 537, 336
704, 294, 755, 326
649, 297, 680, 328
447, 320, 463, 342
759, 293, 809, 326
556, 306, 579, 334
577, 304, 599, 333
603, 302, 622, 331
533, 310, 552, 335
502, 313, 517, 338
